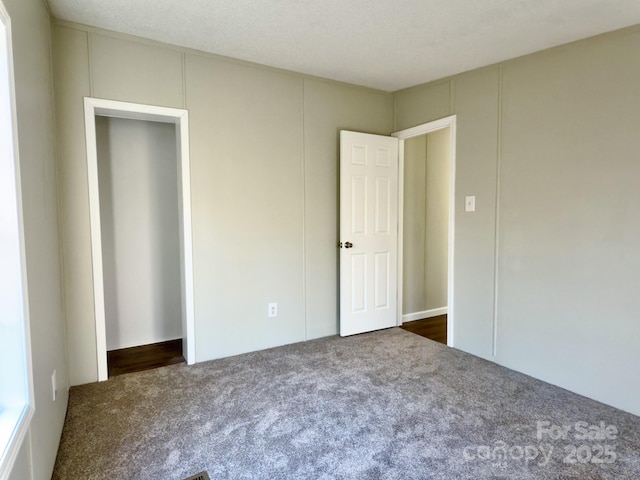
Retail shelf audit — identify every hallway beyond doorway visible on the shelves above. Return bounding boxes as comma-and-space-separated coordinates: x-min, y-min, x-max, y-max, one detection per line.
400, 315, 447, 344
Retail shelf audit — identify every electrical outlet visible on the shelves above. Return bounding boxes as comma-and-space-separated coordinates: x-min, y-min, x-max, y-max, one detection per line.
268, 302, 278, 318
465, 195, 476, 212
51, 370, 57, 402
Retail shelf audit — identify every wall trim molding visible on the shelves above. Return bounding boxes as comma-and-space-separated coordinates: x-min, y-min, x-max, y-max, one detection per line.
402, 307, 448, 323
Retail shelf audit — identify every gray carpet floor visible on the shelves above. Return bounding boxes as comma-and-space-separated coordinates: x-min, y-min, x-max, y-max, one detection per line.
53, 328, 640, 479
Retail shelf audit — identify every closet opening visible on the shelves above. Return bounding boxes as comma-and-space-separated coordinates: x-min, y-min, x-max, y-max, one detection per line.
84, 98, 195, 381
97, 115, 183, 376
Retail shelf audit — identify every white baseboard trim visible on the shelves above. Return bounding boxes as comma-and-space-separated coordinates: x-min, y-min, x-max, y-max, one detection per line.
402, 307, 448, 323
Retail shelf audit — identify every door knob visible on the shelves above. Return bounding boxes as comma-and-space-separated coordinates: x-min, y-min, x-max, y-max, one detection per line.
345, 242, 353, 248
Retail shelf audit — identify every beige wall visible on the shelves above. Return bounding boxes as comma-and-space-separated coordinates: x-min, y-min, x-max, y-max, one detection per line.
394, 25, 640, 416
5, 0, 68, 479
402, 130, 450, 316
402, 135, 427, 314
52, 23, 393, 385
424, 129, 450, 311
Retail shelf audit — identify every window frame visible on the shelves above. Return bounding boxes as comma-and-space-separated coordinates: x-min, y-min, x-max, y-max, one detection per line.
0, 1, 35, 477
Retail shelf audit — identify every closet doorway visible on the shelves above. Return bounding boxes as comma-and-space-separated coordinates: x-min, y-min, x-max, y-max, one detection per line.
84, 98, 195, 381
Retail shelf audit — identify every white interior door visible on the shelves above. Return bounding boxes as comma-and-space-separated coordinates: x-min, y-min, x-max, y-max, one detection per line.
340, 131, 399, 336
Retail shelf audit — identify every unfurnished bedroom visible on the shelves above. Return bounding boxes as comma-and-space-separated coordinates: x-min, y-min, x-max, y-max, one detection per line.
1, 0, 640, 479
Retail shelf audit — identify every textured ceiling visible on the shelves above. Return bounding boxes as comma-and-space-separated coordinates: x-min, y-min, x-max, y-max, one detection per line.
47, 0, 640, 91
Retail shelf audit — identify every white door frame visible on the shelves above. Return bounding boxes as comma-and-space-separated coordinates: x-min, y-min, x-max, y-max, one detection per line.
392, 115, 456, 347
84, 97, 195, 381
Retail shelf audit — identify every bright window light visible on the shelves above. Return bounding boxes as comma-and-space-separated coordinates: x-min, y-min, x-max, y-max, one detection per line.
0, 1, 34, 478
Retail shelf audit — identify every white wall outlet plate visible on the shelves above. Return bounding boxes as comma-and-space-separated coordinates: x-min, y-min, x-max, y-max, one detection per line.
465, 195, 476, 212
52, 370, 57, 402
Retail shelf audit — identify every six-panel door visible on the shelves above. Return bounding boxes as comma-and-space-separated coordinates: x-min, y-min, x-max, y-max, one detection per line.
340, 131, 398, 336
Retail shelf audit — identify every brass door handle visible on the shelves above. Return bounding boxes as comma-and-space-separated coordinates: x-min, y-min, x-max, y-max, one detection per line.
345, 242, 353, 248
